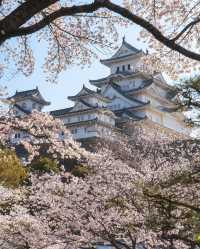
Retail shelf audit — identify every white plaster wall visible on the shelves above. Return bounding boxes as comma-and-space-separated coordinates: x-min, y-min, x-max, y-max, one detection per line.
71, 102, 89, 111
150, 84, 167, 98
61, 113, 96, 124
117, 77, 143, 90
147, 110, 188, 134
107, 97, 131, 111
69, 126, 98, 139
134, 92, 165, 108
10, 130, 30, 144
110, 57, 140, 74
69, 124, 113, 139
98, 113, 115, 126
103, 87, 139, 108
13, 106, 26, 117
149, 97, 164, 108
15, 99, 42, 112
162, 113, 187, 133
147, 110, 163, 124
86, 97, 106, 107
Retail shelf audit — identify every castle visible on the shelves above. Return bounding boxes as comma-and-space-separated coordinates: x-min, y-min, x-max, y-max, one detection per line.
8, 39, 188, 141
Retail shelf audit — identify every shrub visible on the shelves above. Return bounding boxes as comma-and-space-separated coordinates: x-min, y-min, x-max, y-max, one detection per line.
29, 157, 60, 174
71, 164, 90, 178
0, 148, 27, 188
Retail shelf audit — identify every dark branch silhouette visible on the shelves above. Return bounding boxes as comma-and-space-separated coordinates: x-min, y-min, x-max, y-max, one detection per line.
0, 0, 200, 61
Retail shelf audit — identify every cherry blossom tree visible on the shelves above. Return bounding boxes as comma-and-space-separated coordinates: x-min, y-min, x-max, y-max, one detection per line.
0, 114, 200, 249
1, 0, 200, 81
0, 110, 88, 164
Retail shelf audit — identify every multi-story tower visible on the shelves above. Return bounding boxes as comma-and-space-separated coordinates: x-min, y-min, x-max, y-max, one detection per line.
51, 39, 188, 139
89, 38, 187, 134
8, 87, 50, 117
50, 85, 116, 140
8, 39, 188, 141
7, 88, 50, 143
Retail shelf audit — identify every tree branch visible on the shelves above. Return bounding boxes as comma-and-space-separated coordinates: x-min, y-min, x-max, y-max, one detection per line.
0, 1, 104, 44
144, 190, 200, 213
1, 0, 200, 62
172, 17, 200, 42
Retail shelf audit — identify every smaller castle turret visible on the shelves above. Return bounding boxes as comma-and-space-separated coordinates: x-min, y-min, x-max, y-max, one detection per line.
8, 88, 50, 116
50, 85, 116, 140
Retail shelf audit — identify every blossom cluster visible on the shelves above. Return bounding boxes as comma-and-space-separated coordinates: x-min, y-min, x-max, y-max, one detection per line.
0, 112, 199, 249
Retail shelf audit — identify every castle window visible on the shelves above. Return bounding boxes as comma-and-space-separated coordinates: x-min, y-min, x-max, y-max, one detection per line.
122, 65, 125, 71
72, 128, 77, 134
15, 133, 21, 139
116, 66, 120, 73
128, 64, 131, 70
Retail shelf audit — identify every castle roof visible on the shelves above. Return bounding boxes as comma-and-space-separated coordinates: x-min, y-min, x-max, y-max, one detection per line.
50, 107, 73, 116
90, 70, 151, 87
68, 85, 110, 102
115, 108, 145, 121
103, 81, 150, 108
65, 117, 116, 129
50, 102, 116, 118
123, 79, 154, 93
100, 38, 142, 66
90, 71, 135, 84
8, 88, 50, 106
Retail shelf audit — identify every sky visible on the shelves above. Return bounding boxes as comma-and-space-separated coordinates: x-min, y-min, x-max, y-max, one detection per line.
1, 25, 147, 112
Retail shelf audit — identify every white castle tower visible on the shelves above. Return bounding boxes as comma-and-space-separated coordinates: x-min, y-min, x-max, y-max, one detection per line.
7, 88, 50, 143
50, 85, 116, 140
8, 87, 50, 117
51, 39, 188, 139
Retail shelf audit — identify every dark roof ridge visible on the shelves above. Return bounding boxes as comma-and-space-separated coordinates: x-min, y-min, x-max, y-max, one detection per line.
123, 40, 141, 53
8, 88, 39, 99
68, 85, 110, 101
50, 107, 73, 116
100, 40, 143, 64
90, 70, 146, 84
8, 88, 50, 105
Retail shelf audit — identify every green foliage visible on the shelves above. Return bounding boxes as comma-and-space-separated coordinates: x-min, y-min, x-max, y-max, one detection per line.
0, 148, 27, 188
195, 234, 200, 247
178, 75, 200, 126
71, 164, 89, 178
29, 156, 60, 174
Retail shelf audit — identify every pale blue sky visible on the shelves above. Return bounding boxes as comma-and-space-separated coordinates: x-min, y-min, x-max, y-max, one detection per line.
1, 25, 148, 112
